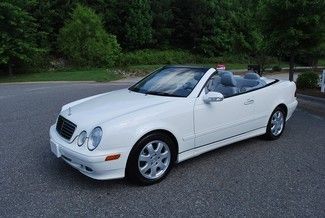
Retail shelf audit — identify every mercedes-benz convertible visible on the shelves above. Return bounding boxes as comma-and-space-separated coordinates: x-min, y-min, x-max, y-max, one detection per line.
50, 65, 298, 184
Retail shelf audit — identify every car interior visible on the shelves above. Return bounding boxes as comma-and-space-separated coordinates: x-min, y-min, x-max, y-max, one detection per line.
206, 71, 267, 97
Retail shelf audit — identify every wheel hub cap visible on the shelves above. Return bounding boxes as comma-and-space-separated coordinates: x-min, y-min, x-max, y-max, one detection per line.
138, 140, 171, 180
271, 111, 284, 136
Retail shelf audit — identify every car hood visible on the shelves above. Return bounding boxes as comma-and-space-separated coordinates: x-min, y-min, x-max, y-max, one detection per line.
60, 89, 173, 128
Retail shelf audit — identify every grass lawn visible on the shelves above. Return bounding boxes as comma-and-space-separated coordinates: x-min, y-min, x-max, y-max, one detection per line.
0, 68, 121, 83
123, 64, 163, 75
125, 63, 257, 71
318, 58, 325, 66
0, 64, 250, 83
122, 63, 248, 73
0, 62, 293, 83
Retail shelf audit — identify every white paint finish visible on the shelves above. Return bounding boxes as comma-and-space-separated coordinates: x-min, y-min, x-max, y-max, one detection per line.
194, 91, 258, 147
49, 68, 298, 180
178, 127, 266, 163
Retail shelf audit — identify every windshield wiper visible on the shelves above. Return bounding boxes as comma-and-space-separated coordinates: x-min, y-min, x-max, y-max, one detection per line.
145, 91, 180, 97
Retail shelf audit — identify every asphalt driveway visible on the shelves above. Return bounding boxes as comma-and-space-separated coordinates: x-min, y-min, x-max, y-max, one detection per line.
0, 82, 324, 217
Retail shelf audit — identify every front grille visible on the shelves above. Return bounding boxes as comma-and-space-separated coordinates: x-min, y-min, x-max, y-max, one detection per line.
56, 115, 77, 140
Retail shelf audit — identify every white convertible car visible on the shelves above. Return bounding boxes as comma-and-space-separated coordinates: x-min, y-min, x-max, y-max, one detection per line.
50, 66, 298, 184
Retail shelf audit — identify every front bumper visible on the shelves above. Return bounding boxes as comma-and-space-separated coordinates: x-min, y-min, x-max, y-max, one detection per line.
49, 125, 129, 180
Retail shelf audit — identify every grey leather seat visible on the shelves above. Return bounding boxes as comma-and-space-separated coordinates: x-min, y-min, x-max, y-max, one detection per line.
218, 70, 233, 77
244, 72, 260, 80
207, 71, 232, 90
214, 73, 238, 97
235, 72, 267, 92
207, 71, 267, 96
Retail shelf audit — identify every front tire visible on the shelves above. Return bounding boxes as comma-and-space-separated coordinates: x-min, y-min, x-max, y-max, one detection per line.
264, 107, 286, 140
126, 133, 176, 185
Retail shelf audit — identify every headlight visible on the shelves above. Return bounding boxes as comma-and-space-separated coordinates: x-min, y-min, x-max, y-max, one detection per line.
77, 131, 87, 146
87, 127, 102, 151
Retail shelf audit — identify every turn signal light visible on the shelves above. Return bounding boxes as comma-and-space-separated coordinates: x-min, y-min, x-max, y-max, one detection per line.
105, 154, 121, 161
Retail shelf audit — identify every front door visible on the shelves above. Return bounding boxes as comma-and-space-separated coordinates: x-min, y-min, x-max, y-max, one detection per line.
194, 91, 257, 147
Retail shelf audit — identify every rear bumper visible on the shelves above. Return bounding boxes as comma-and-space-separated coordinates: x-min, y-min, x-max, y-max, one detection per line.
287, 99, 298, 120
49, 125, 129, 180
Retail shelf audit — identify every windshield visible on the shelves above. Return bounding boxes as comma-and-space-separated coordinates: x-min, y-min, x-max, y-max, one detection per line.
129, 67, 207, 97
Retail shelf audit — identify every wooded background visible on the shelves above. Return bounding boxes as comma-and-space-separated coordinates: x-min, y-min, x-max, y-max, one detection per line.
0, 0, 324, 80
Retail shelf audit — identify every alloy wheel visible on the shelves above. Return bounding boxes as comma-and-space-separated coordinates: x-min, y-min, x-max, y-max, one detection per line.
271, 111, 284, 136
138, 140, 171, 180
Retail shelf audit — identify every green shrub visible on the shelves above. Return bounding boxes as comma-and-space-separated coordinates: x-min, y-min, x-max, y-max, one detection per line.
296, 72, 319, 89
58, 5, 121, 67
272, 66, 282, 72
118, 49, 218, 66
0, 2, 45, 75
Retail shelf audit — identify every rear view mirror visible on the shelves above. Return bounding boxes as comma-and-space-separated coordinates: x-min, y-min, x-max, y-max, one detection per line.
203, 91, 224, 103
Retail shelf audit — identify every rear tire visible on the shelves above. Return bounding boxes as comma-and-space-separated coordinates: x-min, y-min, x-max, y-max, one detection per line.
126, 132, 176, 185
264, 107, 286, 140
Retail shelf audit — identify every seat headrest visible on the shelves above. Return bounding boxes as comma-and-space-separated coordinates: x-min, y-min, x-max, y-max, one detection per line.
221, 73, 237, 87
244, 72, 260, 80
218, 71, 233, 77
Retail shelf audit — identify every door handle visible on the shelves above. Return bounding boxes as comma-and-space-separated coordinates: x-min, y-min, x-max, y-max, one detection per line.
244, 99, 254, 105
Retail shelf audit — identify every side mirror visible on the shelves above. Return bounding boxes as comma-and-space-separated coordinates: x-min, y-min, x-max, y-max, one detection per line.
203, 91, 224, 103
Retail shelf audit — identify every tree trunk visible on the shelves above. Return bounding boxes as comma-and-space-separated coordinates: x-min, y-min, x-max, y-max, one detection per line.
289, 55, 294, 81
8, 61, 13, 76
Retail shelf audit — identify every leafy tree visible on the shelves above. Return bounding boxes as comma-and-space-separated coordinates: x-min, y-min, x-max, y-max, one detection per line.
259, 0, 325, 81
151, 0, 173, 47
29, 0, 78, 52
172, 0, 234, 56
222, 0, 270, 69
227, 0, 260, 55
172, 0, 205, 50
0, 1, 42, 75
80, 0, 121, 42
58, 5, 121, 67
118, 0, 153, 49
194, 0, 227, 56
